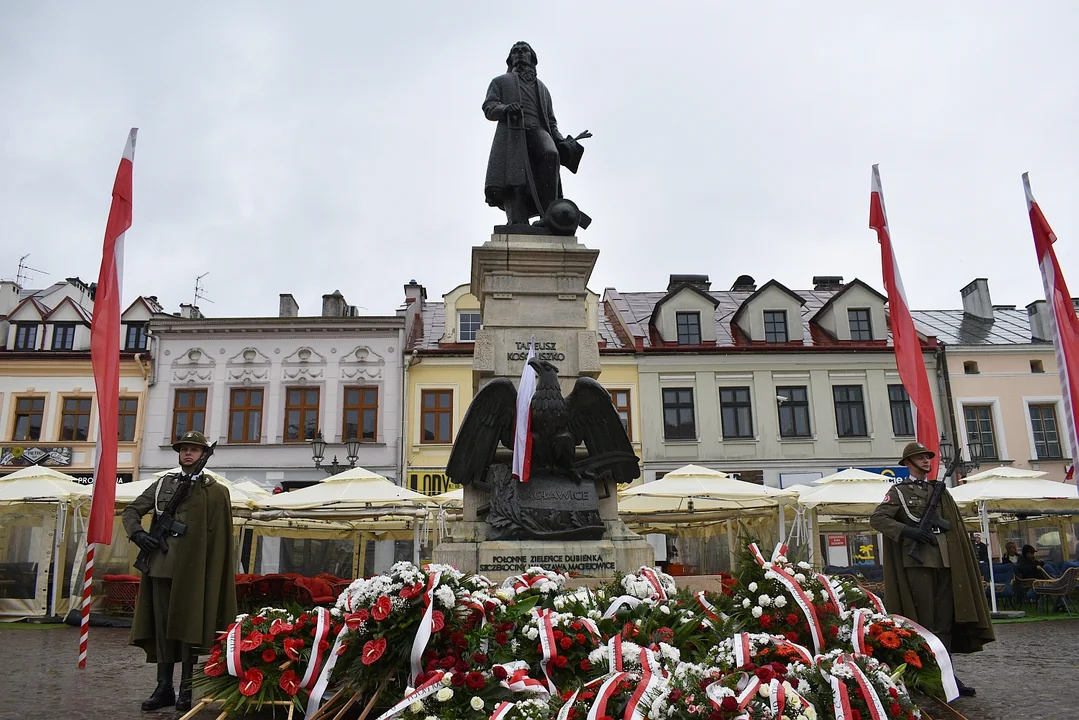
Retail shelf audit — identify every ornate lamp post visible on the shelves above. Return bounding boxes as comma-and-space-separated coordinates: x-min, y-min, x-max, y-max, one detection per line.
938, 433, 983, 480
310, 431, 362, 475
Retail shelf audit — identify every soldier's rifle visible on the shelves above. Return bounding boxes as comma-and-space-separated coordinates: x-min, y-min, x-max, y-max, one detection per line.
133, 442, 216, 574
907, 446, 963, 563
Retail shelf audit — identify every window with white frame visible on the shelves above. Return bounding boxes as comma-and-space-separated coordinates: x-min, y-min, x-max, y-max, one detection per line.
1029, 404, 1063, 460
458, 312, 481, 342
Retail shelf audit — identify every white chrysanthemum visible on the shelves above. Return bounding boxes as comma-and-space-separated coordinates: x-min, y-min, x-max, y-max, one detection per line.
747, 582, 758, 592
436, 688, 453, 702
758, 594, 772, 607
797, 679, 810, 694
495, 587, 516, 601
793, 573, 806, 584
434, 586, 456, 608
409, 701, 425, 714
588, 647, 606, 665
773, 595, 788, 608
775, 555, 788, 564
797, 561, 811, 570
765, 571, 778, 581
553, 595, 567, 610
762, 561, 773, 569
470, 697, 484, 711
751, 606, 763, 618
742, 598, 752, 608
659, 642, 680, 663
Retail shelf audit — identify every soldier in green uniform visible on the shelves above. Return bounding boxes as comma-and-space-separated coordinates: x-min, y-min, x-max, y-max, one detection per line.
123, 431, 237, 712
871, 441, 994, 698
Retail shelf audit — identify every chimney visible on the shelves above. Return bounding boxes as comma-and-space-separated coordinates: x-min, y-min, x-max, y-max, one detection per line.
179, 303, 203, 319
1027, 300, 1051, 342
321, 290, 348, 317
403, 279, 426, 307
730, 274, 756, 292
960, 278, 994, 321
279, 293, 299, 318
668, 274, 711, 293
813, 275, 844, 291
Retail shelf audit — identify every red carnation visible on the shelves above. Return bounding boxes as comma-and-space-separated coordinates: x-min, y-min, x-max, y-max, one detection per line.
755, 666, 775, 683
759, 615, 774, 629
465, 671, 486, 690
493, 665, 509, 680
571, 621, 583, 631
262, 649, 277, 663
784, 632, 800, 642
279, 669, 301, 695
431, 610, 445, 632
889, 687, 899, 700
238, 668, 264, 696
829, 625, 839, 638
371, 595, 392, 621
721, 697, 737, 712
554, 630, 564, 640
786, 613, 799, 625
553, 655, 568, 668
495, 631, 508, 646
577, 633, 587, 645
251, 616, 266, 625
580, 659, 592, 671
891, 703, 902, 716
283, 637, 305, 661
318, 639, 330, 652
362, 638, 387, 665
560, 636, 573, 650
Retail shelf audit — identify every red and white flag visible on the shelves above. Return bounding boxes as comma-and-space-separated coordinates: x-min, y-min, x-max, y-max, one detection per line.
87, 128, 137, 544
1024, 173, 1079, 465
512, 336, 537, 482
870, 165, 940, 477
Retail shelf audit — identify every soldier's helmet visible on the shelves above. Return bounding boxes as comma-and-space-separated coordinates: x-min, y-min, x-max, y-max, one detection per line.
898, 441, 935, 465
172, 430, 212, 453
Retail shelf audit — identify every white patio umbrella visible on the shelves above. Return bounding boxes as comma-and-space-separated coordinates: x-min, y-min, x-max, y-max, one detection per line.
0, 465, 91, 504
950, 465, 1079, 612
115, 469, 258, 509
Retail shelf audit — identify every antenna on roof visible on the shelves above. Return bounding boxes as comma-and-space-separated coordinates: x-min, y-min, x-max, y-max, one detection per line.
193, 272, 214, 307
15, 254, 48, 288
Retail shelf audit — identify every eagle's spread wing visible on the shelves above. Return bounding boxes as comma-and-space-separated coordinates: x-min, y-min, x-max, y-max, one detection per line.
566, 377, 641, 483
445, 378, 516, 486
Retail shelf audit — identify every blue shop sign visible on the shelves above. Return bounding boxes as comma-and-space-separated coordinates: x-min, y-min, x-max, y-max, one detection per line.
860, 466, 910, 483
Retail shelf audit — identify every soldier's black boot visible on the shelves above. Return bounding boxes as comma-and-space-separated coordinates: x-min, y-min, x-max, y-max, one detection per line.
141, 662, 175, 711
954, 675, 976, 697
175, 658, 195, 711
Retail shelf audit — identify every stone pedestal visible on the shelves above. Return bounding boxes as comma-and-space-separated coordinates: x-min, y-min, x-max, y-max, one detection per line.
433, 232, 654, 577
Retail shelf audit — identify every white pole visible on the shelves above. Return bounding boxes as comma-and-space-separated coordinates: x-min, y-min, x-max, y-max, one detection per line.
808, 508, 817, 568
980, 501, 997, 613
413, 520, 421, 565
778, 503, 787, 545
49, 503, 65, 617
726, 520, 735, 571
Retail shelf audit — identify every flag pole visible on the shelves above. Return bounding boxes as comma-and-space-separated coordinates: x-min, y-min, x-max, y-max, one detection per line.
80, 128, 137, 668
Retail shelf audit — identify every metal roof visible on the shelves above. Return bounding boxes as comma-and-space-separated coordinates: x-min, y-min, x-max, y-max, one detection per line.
910, 309, 1036, 346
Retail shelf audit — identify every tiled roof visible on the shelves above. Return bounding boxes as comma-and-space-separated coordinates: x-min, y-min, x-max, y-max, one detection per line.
910, 309, 1036, 346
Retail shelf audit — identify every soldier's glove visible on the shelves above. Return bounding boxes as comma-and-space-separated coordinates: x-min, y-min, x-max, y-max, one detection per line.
901, 526, 938, 546
132, 530, 164, 553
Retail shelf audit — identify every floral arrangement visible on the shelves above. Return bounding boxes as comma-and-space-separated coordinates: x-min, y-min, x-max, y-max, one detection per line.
196, 545, 954, 720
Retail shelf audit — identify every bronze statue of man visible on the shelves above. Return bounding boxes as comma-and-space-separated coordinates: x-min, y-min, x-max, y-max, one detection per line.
483, 41, 590, 229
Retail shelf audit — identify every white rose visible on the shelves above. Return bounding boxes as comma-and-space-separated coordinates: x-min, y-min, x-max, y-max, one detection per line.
470, 697, 484, 711
773, 596, 788, 608
742, 598, 752, 608
776, 555, 788, 564
797, 561, 811, 570
660, 605, 671, 614
751, 606, 763, 618
748, 582, 758, 592
442, 673, 454, 686
426, 716, 438, 720
793, 573, 806, 584
804, 706, 817, 720
759, 683, 771, 697
758, 595, 772, 607
436, 688, 453, 702
762, 562, 773, 570
409, 701, 425, 714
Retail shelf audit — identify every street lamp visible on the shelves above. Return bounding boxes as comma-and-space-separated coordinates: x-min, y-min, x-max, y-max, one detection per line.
310, 430, 361, 475
938, 433, 983, 479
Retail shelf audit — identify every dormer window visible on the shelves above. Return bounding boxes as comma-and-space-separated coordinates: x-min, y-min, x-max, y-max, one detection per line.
458, 312, 481, 343
125, 323, 148, 351
52, 323, 75, 350
14, 324, 38, 350
764, 310, 788, 343
848, 308, 873, 341
676, 311, 701, 345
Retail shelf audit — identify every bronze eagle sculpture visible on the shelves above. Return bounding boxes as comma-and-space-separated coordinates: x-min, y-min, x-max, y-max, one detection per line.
446, 358, 640, 488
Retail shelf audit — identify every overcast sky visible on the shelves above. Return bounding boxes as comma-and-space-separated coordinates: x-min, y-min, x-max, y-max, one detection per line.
3, 2, 1078, 318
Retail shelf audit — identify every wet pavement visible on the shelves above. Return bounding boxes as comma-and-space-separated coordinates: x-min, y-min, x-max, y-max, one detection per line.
1, 619, 1077, 719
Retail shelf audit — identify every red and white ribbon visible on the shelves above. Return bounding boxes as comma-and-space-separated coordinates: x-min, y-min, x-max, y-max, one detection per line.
893, 614, 959, 702
639, 567, 668, 600
851, 609, 870, 656
705, 679, 733, 710
580, 617, 601, 641
409, 570, 443, 687
556, 688, 580, 720
695, 591, 727, 623
768, 678, 786, 717
864, 588, 886, 614
607, 634, 624, 672
225, 623, 243, 677
304, 620, 350, 720
506, 573, 546, 593
587, 671, 627, 720
770, 543, 788, 563
625, 647, 666, 720
816, 573, 846, 613
602, 595, 643, 619
839, 657, 888, 720
825, 671, 854, 720
733, 632, 752, 668
735, 675, 762, 711
371, 671, 447, 720
776, 570, 826, 653
748, 543, 769, 566
301, 607, 331, 690
533, 608, 559, 694
500, 667, 550, 698
489, 701, 515, 720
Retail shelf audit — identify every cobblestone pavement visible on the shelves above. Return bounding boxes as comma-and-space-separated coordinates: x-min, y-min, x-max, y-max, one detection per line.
1, 620, 1077, 719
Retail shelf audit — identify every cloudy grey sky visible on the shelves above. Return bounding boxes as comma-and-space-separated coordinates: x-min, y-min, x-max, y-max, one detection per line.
3, 2, 1078, 318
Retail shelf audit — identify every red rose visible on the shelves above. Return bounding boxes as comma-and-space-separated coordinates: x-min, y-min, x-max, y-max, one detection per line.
203, 658, 225, 677
495, 631, 508, 646
371, 596, 392, 621
769, 662, 788, 677
669, 689, 683, 702
439, 655, 457, 669
262, 649, 277, 663
580, 659, 592, 671
431, 610, 445, 632
721, 697, 738, 712
362, 638, 387, 665
465, 671, 486, 690
238, 668, 264, 696
283, 637, 305, 661
251, 616, 266, 625
891, 703, 902, 716
708, 712, 723, 720
453, 659, 469, 674
451, 673, 465, 687
493, 665, 509, 680
553, 655, 568, 668
298, 613, 310, 623
240, 631, 263, 651
786, 613, 799, 626
560, 636, 573, 650
279, 669, 300, 695
755, 666, 775, 683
